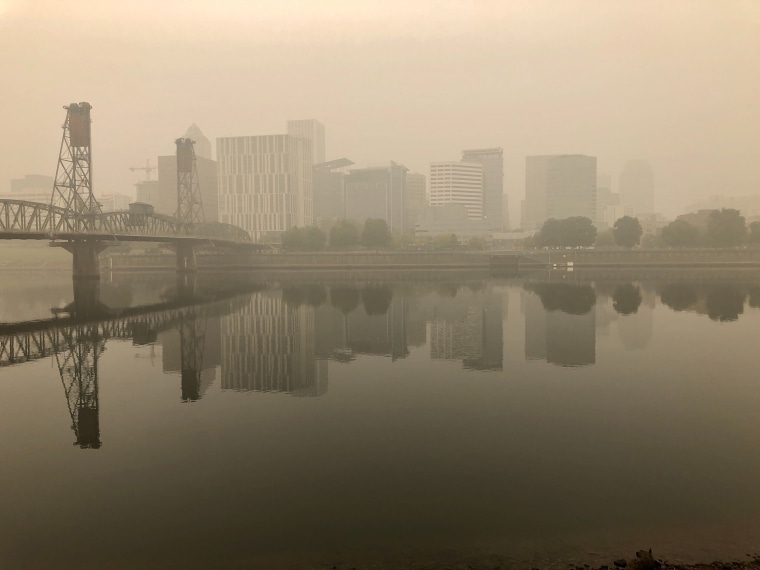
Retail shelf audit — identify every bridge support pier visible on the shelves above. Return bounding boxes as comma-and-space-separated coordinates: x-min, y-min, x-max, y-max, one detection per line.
59, 241, 108, 280
175, 243, 197, 273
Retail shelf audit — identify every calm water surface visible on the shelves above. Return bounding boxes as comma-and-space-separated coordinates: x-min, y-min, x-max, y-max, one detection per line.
2, 270, 760, 569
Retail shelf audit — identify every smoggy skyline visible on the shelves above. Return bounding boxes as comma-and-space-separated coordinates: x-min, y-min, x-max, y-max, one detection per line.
1, 0, 758, 225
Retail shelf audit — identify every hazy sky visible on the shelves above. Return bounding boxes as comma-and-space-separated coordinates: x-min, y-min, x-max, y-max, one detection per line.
0, 0, 758, 223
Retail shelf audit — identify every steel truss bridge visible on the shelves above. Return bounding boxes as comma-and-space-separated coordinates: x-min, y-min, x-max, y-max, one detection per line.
0, 198, 251, 245
0, 102, 255, 278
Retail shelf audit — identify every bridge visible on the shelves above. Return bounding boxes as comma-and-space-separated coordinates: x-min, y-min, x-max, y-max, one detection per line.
0, 102, 255, 278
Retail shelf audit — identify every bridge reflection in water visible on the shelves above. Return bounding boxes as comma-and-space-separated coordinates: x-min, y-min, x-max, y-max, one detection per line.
0, 276, 256, 448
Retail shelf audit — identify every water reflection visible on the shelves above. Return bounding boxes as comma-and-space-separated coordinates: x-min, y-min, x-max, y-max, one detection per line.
657, 281, 752, 322
4, 271, 760, 450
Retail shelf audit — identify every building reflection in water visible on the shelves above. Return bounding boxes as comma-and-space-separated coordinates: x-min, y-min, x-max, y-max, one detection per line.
523, 282, 596, 367
428, 287, 504, 371
220, 292, 327, 397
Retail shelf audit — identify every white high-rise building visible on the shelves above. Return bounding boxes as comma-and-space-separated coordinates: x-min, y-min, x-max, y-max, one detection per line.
429, 161, 483, 220
287, 119, 325, 165
462, 148, 506, 230
217, 135, 312, 241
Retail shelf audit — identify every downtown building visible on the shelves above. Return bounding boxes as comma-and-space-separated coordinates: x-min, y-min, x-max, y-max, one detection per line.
344, 162, 408, 234
429, 161, 484, 220
619, 160, 654, 217
461, 148, 507, 230
405, 172, 427, 228
217, 134, 312, 241
287, 119, 325, 165
523, 154, 597, 230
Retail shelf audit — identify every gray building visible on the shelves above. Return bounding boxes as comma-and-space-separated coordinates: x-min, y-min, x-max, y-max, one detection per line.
184, 123, 213, 160
4, 174, 54, 205
344, 162, 408, 234
462, 148, 507, 231
287, 119, 325, 165
524, 154, 597, 230
619, 160, 654, 216
313, 158, 353, 222
406, 172, 427, 228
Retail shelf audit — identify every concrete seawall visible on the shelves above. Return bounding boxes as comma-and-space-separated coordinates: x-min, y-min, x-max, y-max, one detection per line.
107, 251, 514, 271
102, 248, 760, 273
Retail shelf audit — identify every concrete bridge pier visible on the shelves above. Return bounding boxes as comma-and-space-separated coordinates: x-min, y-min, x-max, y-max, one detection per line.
175, 243, 197, 273
60, 240, 108, 280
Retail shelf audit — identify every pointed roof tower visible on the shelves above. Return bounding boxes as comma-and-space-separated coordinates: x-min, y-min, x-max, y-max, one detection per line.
184, 123, 212, 160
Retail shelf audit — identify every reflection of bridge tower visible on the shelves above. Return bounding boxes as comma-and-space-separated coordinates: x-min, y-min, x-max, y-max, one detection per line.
53, 325, 103, 449
178, 314, 208, 402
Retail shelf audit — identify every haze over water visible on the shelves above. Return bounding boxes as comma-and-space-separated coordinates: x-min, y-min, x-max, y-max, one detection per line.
2, 270, 760, 568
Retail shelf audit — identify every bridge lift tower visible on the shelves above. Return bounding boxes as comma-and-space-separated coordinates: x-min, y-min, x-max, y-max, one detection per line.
174, 138, 205, 273
50, 102, 108, 279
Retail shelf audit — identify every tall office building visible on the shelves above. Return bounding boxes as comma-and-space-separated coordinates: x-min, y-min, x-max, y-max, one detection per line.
344, 162, 408, 234
217, 135, 312, 240
184, 123, 212, 160
619, 160, 654, 216
523, 154, 596, 230
313, 158, 353, 222
429, 161, 483, 220
462, 148, 507, 230
287, 119, 325, 165
405, 172, 427, 228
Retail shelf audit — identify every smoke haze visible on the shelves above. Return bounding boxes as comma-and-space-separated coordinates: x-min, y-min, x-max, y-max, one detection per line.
1, 0, 758, 224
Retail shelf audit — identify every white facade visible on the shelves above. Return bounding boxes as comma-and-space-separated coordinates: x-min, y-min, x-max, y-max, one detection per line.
217, 135, 312, 241
287, 119, 325, 165
429, 161, 483, 221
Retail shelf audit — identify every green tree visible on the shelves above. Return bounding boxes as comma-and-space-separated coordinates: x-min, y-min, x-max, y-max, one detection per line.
595, 228, 616, 248
434, 233, 458, 249
329, 219, 360, 248
537, 217, 596, 248
281, 226, 304, 251
361, 218, 393, 248
467, 236, 487, 250
707, 208, 746, 247
301, 226, 327, 251
660, 219, 701, 247
613, 216, 643, 248
749, 221, 760, 244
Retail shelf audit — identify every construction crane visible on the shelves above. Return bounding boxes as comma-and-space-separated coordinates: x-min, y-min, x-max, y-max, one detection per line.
129, 159, 156, 181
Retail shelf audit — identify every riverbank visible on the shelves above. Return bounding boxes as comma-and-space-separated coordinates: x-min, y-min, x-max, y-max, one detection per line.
102, 248, 760, 272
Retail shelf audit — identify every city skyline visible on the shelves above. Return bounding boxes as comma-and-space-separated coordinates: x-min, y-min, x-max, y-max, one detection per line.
1, 2, 757, 227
